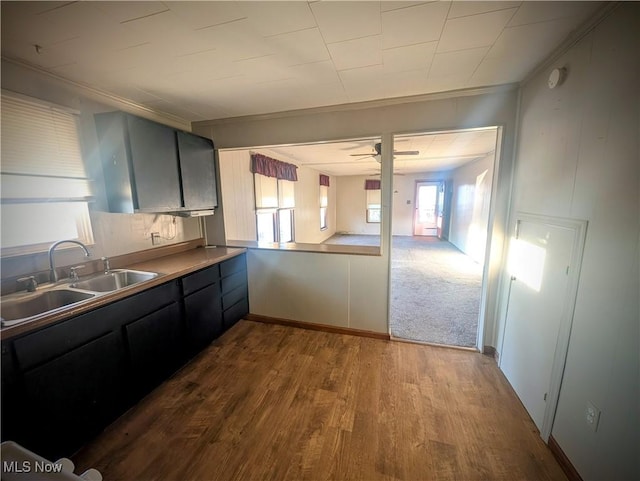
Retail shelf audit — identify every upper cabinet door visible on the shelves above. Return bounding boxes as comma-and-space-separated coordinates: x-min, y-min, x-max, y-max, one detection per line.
126, 115, 182, 212
177, 131, 218, 209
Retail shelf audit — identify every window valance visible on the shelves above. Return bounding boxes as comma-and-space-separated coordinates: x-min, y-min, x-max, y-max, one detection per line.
319, 174, 330, 187
251, 153, 298, 181
364, 179, 381, 190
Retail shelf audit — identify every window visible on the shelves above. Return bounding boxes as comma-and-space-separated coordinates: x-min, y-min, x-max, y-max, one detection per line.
1, 92, 94, 256
365, 180, 381, 223
254, 174, 295, 243
319, 174, 329, 231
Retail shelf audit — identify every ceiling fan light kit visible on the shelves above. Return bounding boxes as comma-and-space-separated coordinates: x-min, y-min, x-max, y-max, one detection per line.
350, 142, 419, 159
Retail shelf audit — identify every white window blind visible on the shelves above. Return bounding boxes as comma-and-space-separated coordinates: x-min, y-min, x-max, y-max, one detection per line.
1, 92, 92, 200
254, 175, 278, 209
1, 92, 94, 255
366, 189, 381, 223
319, 185, 328, 208
278, 179, 295, 208
366, 189, 381, 208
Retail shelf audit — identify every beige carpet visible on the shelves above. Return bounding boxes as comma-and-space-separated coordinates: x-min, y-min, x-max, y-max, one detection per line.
390, 236, 482, 347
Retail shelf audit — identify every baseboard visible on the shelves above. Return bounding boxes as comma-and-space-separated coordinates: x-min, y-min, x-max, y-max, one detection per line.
245, 314, 391, 341
548, 435, 583, 481
483, 345, 500, 363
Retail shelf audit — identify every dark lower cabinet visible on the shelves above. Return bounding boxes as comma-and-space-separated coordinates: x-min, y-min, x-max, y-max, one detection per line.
220, 254, 249, 329
125, 301, 183, 399
20, 332, 126, 459
0, 253, 249, 459
184, 282, 222, 353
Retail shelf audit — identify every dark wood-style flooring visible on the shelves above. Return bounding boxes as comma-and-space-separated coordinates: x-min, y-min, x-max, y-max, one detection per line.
73, 321, 567, 481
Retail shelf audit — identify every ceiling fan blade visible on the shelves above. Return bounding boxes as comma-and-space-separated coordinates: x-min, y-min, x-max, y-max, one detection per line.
349, 153, 376, 157
393, 150, 420, 155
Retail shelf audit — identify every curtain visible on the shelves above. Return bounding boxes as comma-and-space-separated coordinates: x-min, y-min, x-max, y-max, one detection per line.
250, 153, 298, 181
364, 179, 381, 190
319, 174, 330, 187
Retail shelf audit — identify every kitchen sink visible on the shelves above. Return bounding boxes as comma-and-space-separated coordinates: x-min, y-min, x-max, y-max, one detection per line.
70, 269, 158, 292
1, 269, 160, 328
1, 289, 96, 326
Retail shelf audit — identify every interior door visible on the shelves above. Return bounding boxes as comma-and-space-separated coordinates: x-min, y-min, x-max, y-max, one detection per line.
500, 215, 584, 438
413, 182, 440, 236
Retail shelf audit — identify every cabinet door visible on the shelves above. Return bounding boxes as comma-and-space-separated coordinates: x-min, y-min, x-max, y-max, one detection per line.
1, 342, 21, 444
127, 115, 182, 211
184, 283, 222, 353
21, 332, 126, 460
177, 131, 218, 209
125, 302, 183, 398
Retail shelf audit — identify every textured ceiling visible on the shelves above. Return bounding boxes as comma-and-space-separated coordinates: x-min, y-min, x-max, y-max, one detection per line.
1, 1, 602, 122
232, 127, 498, 176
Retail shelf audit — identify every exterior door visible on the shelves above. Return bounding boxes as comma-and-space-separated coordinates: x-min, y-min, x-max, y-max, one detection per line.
413, 181, 441, 236
500, 214, 587, 440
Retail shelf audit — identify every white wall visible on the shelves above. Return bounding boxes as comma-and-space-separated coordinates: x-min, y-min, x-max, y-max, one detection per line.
218, 151, 257, 242
0, 60, 201, 280
293, 165, 336, 244
449, 153, 495, 264
391, 172, 449, 236
495, 4, 639, 479
335, 176, 381, 235
196, 88, 518, 337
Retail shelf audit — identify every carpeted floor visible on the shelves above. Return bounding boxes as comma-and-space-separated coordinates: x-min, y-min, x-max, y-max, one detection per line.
390, 236, 482, 347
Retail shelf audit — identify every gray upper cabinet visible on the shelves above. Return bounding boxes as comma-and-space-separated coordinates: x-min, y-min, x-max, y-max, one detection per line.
95, 111, 217, 213
126, 115, 182, 212
177, 131, 218, 210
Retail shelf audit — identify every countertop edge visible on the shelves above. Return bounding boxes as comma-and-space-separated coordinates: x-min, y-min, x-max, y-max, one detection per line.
0, 247, 247, 340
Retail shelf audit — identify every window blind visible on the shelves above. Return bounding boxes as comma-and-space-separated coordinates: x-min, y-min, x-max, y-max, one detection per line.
1, 92, 92, 201
254, 174, 278, 209
278, 180, 295, 208
319, 185, 328, 208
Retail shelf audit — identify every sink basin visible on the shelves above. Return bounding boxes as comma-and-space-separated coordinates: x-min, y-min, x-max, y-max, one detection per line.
1, 289, 96, 325
70, 269, 158, 292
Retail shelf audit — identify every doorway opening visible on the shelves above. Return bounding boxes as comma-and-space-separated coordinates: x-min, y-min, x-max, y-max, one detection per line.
413, 181, 444, 237
389, 127, 500, 348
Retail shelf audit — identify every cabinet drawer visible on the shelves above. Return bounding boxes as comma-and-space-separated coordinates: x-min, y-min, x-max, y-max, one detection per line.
221, 269, 247, 294
182, 264, 220, 296
14, 281, 178, 371
223, 297, 249, 330
220, 254, 246, 278
222, 285, 247, 311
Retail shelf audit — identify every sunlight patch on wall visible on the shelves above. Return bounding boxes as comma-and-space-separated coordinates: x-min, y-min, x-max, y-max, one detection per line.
508, 237, 546, 292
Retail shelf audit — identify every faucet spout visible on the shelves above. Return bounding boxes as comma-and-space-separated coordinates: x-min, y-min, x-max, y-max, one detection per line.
48, 240, 91, 283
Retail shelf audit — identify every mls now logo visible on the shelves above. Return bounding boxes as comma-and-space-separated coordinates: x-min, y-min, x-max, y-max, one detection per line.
3, 460, 64, 474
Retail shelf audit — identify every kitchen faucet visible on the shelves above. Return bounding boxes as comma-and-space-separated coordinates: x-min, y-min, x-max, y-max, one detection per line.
48, 240, 91, 283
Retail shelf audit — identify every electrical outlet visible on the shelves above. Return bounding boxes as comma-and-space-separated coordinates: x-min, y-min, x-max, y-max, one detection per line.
151, 232, 161, 245
585, 401, 601, 432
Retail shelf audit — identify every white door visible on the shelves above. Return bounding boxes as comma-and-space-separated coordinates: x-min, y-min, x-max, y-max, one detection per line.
413, 182, 440, 236
500, 215, 586, 439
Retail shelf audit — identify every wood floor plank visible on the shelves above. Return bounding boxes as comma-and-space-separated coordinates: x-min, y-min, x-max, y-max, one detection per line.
73, 321, 567, 481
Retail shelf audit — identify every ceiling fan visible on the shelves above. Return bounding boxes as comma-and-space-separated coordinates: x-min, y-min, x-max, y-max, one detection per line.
350, 142, 419, 159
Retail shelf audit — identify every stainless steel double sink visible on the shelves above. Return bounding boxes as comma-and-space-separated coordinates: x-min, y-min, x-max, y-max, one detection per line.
1, 269, 158, 327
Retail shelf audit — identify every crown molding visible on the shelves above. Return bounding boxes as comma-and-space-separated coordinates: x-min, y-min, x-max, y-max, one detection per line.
522, 2, 620, 86
193, 83, 519, 127
1, 56, 191, 131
